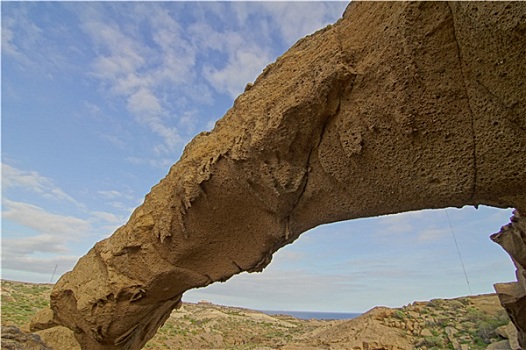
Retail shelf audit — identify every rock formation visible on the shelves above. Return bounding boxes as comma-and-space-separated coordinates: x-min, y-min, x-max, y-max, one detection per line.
1, 326, 53, 350
492, 211, 526, 348
40, 2, 525, 349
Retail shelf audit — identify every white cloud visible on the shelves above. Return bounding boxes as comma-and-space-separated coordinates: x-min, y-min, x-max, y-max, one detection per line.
204, 46, 272, 99
125, 156, 176, 169
1, 198, 91, 278
2, 163, 83, 207
149, 23, 196, 86
90, 211, 125, 225
1, 9, 40, 69
90, 211, 127, 236
418, 228, 450, 242
64, 2, 346, 160
1, 18, 31, 66
100, 134, 126, 149
79, 5, 201, 154
2, 254, 79, 277
2, 163, 52, 192
186, 15, 273, 99
2, 4, 79, 76
258, 2, 346, 46
192, 2, 346, 99
97, 190, 126, 199
127, 88, 162, 115
3, 234, 70, 255
177, 110, 199, 136
232, 2, 251, 26
2, 199, 90, 236
184, 268, 367, 312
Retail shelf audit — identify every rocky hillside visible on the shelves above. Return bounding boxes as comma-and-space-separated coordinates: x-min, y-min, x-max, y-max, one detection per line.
0, 280, 519, 349
283, 295, 517, 350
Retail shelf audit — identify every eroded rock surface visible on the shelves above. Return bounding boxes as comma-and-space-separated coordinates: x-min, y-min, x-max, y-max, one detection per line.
45, 2, 526, 349
492, 211, 526, 348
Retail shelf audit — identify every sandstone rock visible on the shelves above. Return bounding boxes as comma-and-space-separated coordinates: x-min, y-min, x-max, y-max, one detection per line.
198, 331, 223, 348
445, 326, 460, 350
496, 322, 521, 350
487, 340, 513, 350
35, 327, 81, 350
43, 2, 526, 349
492, 211, 526, 348
299, 311, 414, 350
29, 308, 59, 332
420, 329, 433, 337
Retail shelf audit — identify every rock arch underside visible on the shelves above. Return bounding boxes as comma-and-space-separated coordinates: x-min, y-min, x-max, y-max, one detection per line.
32, 2, 526, 349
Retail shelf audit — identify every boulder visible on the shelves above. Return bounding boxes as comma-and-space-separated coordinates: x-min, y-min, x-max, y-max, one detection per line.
487, 340, 513, 350
1, 326, 52, 350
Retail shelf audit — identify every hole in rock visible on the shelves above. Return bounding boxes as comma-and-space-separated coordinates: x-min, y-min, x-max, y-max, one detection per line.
184, 205, 515, 314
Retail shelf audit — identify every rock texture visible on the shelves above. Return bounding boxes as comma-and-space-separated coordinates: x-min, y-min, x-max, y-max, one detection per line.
283, 294, 512, 350
43, 2, 526, 349
492, 211, 526, 348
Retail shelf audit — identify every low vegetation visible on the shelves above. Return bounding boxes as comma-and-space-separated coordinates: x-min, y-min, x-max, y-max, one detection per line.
1, 280, 516, 349
1, 280, 53, 327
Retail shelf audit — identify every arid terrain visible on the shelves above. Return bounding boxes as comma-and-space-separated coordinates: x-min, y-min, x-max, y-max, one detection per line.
1, 280, 519, 349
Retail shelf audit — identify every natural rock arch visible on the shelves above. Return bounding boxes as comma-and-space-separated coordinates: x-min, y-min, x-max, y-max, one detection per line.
36, 2, 526, 349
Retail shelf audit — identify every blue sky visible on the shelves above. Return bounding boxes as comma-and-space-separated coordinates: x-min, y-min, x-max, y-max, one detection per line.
1, 2, 517, 313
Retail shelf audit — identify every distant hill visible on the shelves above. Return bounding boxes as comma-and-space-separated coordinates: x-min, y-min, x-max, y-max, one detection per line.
1, 280, 519, 349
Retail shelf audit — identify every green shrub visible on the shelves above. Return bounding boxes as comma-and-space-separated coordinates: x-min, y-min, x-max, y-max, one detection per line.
428, 299, 444, 308
423, 336, 444, 347
393, 310, 406, 319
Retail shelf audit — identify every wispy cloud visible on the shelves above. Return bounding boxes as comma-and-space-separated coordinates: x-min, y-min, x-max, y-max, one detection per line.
2, 163, 83, 207
257, 2, 346, 46
96, 189, 138, 215
1, 252, 80, 278
417, 227, 450, 242
90, 211, 125, 225
1, 17, 32, 67
97, 190, 128, 200
3, 234, 70, 255
185, 268, 368, 312
2, 163, 53, 192
187, 20, 273, 99
90, 211, 127, 236
78, 3, 202, 154
2, 3, 80, 76
1, 7, 40, 69
2, 199, 90, 236
203, 45, 272, 99
125, 156, 176, 169
1, 198, 91, 278
1, 194, 127, 278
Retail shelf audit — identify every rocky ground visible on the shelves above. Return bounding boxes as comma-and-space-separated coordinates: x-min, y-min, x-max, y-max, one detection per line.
1, 280, 519, 349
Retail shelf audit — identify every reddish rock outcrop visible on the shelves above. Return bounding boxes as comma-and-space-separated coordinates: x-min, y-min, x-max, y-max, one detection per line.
43, 2, 526, 349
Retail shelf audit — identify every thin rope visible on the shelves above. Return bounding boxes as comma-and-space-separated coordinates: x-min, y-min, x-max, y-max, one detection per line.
50, 264, 58, 284
445, 209, 472, 295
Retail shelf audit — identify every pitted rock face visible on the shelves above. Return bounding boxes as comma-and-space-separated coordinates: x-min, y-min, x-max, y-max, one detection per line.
492, 211, 526, 348
42, 2, 526, 349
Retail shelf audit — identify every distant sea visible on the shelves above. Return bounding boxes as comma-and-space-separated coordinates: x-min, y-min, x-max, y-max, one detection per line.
260, 310, 361, 320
